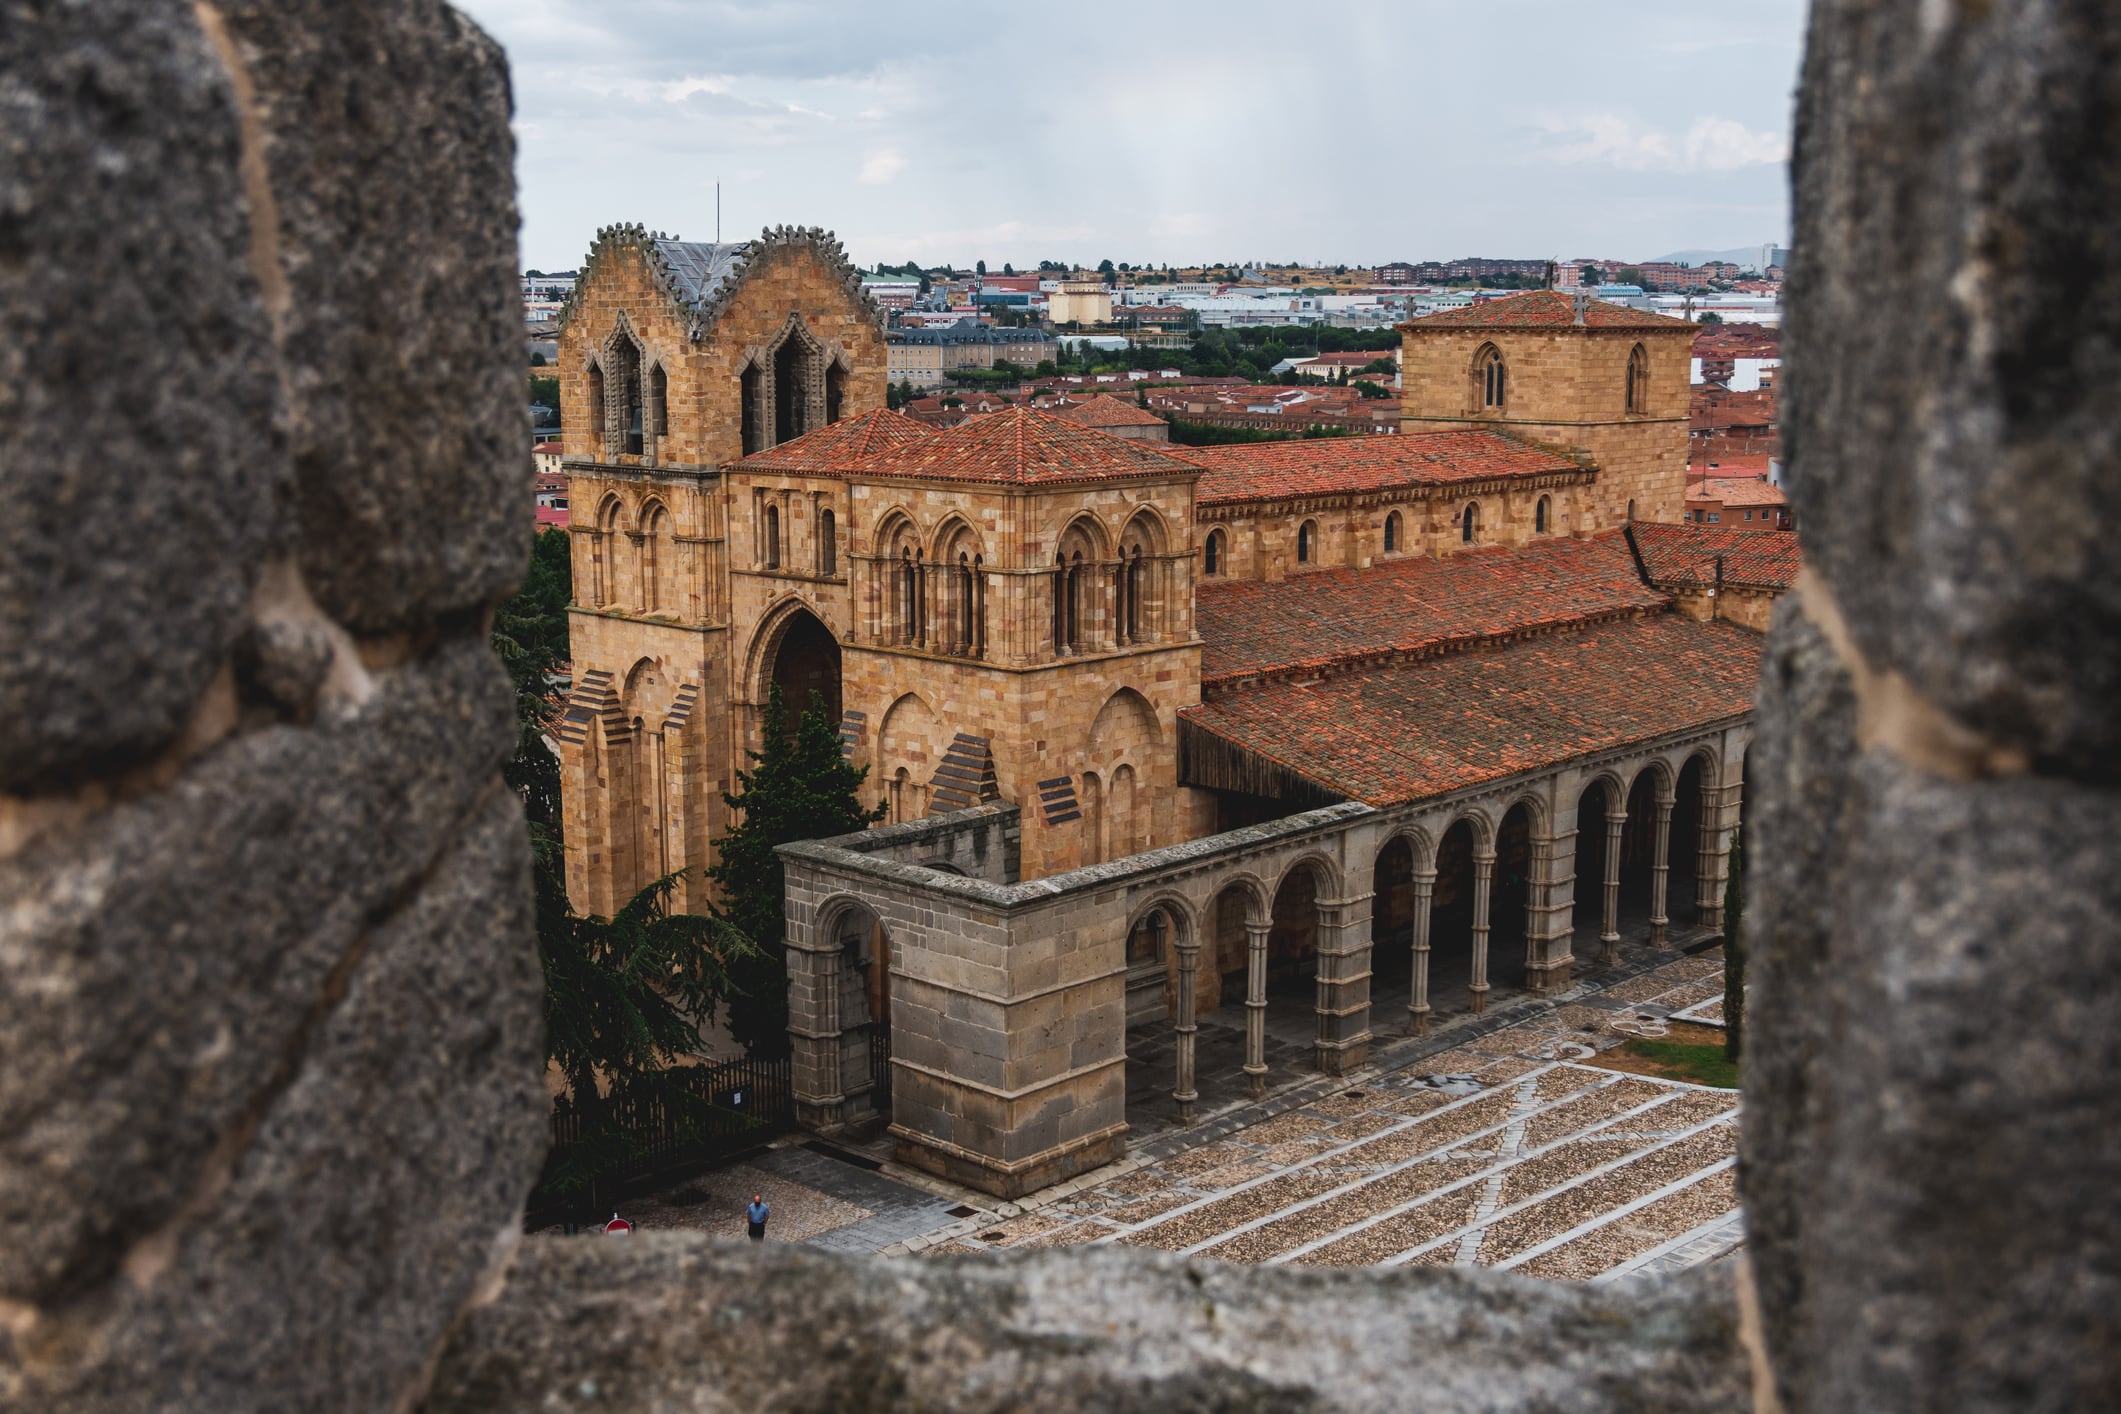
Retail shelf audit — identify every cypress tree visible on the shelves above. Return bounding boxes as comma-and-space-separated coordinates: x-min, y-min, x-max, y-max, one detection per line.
709, 685, 885, 1055
1723, 825, 1745, 1063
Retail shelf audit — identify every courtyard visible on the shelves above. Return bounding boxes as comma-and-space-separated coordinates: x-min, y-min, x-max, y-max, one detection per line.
601, 934, 1741, 1285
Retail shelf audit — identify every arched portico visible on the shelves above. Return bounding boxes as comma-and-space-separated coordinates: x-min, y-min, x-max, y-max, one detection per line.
789, 894, 898, 1131
750, 600, 842, 738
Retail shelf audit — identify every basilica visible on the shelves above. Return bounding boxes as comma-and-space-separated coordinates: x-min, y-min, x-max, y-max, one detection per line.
555, 224, 1789, 1196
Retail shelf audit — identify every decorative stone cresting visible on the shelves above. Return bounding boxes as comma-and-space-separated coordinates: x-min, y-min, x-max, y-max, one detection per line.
4, 1, 2115, 1411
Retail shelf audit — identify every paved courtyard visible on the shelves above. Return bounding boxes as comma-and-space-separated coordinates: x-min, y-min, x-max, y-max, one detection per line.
597, 940, 1741, 1285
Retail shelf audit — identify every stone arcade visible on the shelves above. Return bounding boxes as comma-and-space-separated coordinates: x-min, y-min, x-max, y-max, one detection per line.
554, 237, 1782, 1196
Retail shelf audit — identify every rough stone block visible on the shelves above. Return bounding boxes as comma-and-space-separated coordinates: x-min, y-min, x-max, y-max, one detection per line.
217, 0, 530, 635
0, 0, 284, 790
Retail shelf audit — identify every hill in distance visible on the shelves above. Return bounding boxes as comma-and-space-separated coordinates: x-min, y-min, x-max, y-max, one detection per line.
1654, 244, 1786, 267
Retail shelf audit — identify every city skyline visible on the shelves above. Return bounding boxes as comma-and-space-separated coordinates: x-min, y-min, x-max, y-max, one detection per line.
459, 0, 1805, 274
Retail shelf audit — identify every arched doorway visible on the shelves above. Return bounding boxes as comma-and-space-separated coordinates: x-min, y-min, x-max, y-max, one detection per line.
1431, 819, 1480, 1015
1671, 755, 1709, 926
1618, 769, 1662, 934
1372, 835, 1416, 991
826, 901, 893, 1123
766, 606, 841, 736
1121, 903, 1182, 1120
1268, 860, 1326, 1002
1490, 803, 1535, 992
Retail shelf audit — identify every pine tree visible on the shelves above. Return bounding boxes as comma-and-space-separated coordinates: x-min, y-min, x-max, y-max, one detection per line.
708, 684, 885, 1055
1723, 825, 1745, 1063
535, 835, 758, 1201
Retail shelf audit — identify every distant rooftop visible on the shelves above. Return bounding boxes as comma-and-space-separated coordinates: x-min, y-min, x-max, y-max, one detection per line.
1400, 290, 1693, 331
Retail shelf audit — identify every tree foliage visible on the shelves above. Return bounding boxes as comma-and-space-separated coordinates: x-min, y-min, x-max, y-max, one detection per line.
493, 528, 572, 831
707, 685, 885, 1055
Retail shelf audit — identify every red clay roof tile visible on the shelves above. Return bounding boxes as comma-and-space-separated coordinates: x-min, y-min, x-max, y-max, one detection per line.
728, 407, 933, 474
850, 406, 1200, 485
1399, 290, 1693, 332
1183, 613, 1762, 806
1197, 532, 1665, 685
1629, 522, 1802, 590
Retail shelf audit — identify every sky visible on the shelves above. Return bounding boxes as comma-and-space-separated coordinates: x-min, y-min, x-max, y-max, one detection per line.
454, 1, 1808, 276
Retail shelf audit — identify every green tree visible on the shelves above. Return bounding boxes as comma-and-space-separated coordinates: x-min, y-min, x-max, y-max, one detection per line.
976, 258, 987, 276
1723, 826, 1746, 1063
1616, 266, 1647, 288
536, 849, 759, 1200
1698, 310, 1725, 325
529, 373, 560, 413
707, 685, 885, 1055
493, 528, 573, 831
1580, 264, 1604, 286
1352, 379, 1390, 399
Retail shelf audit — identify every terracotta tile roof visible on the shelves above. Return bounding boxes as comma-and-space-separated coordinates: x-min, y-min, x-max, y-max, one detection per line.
1629, 522, 1802, 590
1687, 476, 1787, 508
851, 406, 1201, 486
1178, 431, 1582, 507
1183, 613, 1763, 806
728, 407, 933, 473
1399, 290, 1693, 332
1051, 393, 1167, 429
1197, 532, 1666, 685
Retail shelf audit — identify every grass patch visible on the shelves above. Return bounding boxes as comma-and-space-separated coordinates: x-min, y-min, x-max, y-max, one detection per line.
1614, 1039, 1739, 1089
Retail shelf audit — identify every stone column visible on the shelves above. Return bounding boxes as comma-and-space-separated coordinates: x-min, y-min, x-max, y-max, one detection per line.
1601, 806, 1626, 966
1173, 931, 1200, 1124
1244, 921, 1270, 1098
1311, 893, 1373, 1076
790, 937, 845, 1130
1523, 830, 1573, 993
1697, 770, 1739, 931
1407, 867, 1436, 1035
1470, 851, 1495, 1013
1649, 787, 1675, 947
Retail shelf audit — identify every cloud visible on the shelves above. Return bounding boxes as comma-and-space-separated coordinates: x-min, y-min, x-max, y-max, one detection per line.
1538, 114, 1788, 172
857, 148, 908, 185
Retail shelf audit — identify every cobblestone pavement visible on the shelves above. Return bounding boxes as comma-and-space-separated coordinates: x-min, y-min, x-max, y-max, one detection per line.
876, 947, 1740, 1282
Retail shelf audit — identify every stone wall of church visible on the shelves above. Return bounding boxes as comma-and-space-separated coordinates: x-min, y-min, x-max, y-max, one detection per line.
1201, 476, 1595, 582
1401, 327, 1691, 527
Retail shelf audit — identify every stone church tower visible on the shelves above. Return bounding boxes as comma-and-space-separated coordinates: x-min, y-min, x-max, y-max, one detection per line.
1398, 291, 1695, 527
553, 225, 889, 917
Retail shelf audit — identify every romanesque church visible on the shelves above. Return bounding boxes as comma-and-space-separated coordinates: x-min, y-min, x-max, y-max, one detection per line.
555, 224, 1787, 1195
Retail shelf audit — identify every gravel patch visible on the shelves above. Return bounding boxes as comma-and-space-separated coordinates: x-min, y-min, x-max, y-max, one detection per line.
1496, 1132, 1661, 1207
1158, 1143, 1250, 1177
1463, 1026, 1556, 1056
1118, 1170, 1347, 1251
1658, 981, 1723, 1008
1295, 1190, 1483, 1266
1192, 1161, 1278, 1190
1321, 1113, 1398, 1142
1640, 1091, 1739, 1130
1661, 956, 1726, 981
1096, 1170, 1179, 1199
1596, 976, 1679, 1004
1551, 1005, 1620, 1033
1532, 1065, 1605, 1102
1016, 1220, 1109, 1250
1383, 1089, 1459, 1119
1472, 1055, 1544, 1083
1472, 1126, 1737, 1264
1308, 1089, 1387, 1118
1234, 1112, 1332, 1145
1517, 1170, 1741, 1280
1258, 1140, 1335, 1167
1102, 1193, 1195, 1226
1524, 1078, 1673, 1148
969, 1213, 1068, 1247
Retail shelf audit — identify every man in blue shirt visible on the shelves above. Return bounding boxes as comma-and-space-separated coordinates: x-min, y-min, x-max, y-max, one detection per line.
745, 1193, 770, 1243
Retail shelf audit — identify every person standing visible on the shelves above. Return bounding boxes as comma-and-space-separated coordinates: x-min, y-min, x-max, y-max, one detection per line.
745, 1193, 770, 1243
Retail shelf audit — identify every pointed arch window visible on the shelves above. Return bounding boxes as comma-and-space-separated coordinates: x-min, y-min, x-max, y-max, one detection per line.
586, 360, 606, 457
741, 358, 764, 455
827, 361, 847, 424
648, 363, 669, 458
1625, 342, 1649, 415
1474, 343, 1506, 411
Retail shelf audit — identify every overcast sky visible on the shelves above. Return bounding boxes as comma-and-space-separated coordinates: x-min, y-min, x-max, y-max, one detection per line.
454, 1, 1807, 275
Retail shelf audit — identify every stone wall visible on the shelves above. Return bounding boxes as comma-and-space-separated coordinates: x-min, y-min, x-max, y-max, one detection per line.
1743, 0, 2121, 1408
0, 3, 543, 1407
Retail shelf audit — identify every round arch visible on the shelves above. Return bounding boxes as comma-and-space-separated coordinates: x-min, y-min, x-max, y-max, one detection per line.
747, 598, 842, 734
1055, 510, 1112, 560
811, 893, 894, 1120
1119, 505, 1171, 554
